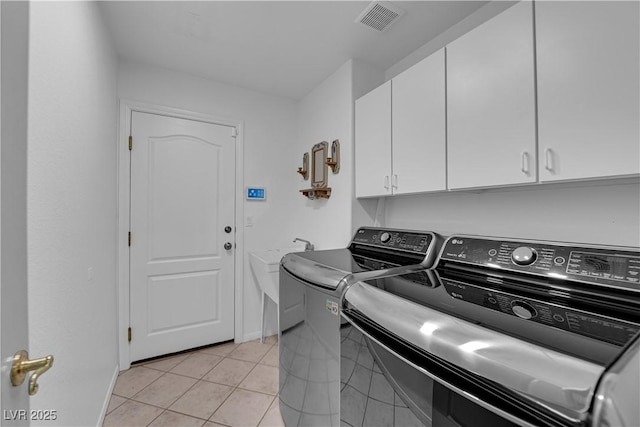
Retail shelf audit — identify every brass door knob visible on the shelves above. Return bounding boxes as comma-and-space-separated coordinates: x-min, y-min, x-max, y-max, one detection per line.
11, 350, 54, 395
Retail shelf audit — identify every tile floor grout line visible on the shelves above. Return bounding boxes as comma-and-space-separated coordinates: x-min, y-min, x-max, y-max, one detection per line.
207, 366, 241, 425
107, 337, 281, 427
170, 379, 233, 422
111, 357, 208, 425
146, 407, 221, 427
143, 406, 166, 427
207, 350, 276, 426
123, 367, 168, 402
137, 371, 205, 418
256, 394, 278, 427
161, 356, 235, 422
235, 360, 278, 396
129, 370, 199, 409
203, 347, 262, 424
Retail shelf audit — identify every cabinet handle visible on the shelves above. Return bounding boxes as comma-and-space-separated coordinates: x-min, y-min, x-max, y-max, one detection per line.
384, 175, 390, 190
544, 148, 555, 172
392, 174, 398, 189
520, 152, 530, 175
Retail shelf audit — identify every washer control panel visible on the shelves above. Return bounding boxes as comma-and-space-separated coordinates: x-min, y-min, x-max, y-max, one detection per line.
441, 278, 639, 346
440, 236, 640, 290
351, 227, 434, 254
511, 246, 537, 266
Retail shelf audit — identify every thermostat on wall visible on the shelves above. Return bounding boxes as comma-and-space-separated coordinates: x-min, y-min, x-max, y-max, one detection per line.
246, 187, 266, 200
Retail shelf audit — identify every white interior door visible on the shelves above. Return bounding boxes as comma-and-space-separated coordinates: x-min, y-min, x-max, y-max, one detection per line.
1, 1, 31, 422
130, 112, 235, 362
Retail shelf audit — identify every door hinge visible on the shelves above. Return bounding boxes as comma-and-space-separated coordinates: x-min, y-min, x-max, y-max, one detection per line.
231, 127, 238, 138
128, 232, 131, 247
128, 327, 132, 342
128, 135, 132, 150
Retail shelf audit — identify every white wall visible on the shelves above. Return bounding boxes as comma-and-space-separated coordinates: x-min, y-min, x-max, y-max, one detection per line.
385, 1, 516, 80
27, 2, 119, 426
290, 58, 393, 248
290, 61, 355, 250
1, 0, 30, 415
245, 59, 385, 336
250, 60, 358, 337
384, 180, 640, 247
351, 60, 386, 233
117, 60, 298, 342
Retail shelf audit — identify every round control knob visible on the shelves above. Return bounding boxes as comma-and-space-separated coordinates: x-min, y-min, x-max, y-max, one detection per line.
512, 246, 537, 266
511, 301, 537, 320
380, 232, 391, 243
224, 242, 233, 250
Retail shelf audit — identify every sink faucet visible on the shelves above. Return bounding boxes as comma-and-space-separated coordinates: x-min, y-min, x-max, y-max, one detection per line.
293, 238, 314, 251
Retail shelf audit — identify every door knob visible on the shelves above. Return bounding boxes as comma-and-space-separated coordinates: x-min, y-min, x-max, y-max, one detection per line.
224, 226, 232, 233
11, 350, 54, 395
224, 242, 233, 250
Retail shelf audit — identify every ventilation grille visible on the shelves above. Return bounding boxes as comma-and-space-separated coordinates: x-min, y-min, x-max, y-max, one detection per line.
355, 2, 404, 32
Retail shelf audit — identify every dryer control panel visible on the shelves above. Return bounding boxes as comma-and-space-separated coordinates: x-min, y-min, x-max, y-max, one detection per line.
351, 227, 434, 254
439, 235, 640, 291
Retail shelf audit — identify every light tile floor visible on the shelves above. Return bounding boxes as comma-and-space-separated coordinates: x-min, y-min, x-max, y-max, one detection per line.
103, 336, 284, 427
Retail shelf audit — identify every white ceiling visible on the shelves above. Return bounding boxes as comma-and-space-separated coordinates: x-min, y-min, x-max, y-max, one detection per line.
100, 1, 487, 100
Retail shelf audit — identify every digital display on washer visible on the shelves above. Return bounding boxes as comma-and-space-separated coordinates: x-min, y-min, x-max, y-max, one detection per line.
567, 251, 640, 283
398, 234, 429, 251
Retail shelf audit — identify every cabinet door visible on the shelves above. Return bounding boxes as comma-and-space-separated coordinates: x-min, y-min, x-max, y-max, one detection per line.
355, 81, 392, 198
447, 1, 536, 189
392, 49, 446, 195
536, 2, 639, 182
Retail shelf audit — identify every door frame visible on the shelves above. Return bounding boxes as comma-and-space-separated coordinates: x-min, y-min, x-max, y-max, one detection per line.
117, 99, 245, 370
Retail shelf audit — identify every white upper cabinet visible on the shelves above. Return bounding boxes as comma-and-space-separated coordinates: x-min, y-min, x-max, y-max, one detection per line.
392, 48, 446, 195
536, 1, 640, 182
447, 1, 537, 190
355, 50, 446, 198
355, 81, 392, 198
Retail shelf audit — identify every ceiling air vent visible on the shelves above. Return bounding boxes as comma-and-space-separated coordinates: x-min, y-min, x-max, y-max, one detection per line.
355, 1, 405, 33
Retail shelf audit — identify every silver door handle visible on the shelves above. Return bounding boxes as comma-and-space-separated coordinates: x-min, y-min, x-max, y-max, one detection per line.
392, 174, 398, 189
384, 175, 390, 190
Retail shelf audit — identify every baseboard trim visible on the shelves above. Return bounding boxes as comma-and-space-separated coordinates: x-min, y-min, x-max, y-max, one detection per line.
242, 331, 262, 342
96, 365, 119, 427
241, 329, 279, 343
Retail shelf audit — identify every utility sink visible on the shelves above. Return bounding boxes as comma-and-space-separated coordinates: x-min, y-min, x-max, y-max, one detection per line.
249, 247, 303, 342
250, 248, 299, 274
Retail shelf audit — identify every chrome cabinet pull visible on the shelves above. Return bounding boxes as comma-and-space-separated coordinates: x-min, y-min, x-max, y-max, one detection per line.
384, 175, 390, 190
521, 152, 530, 175
392, 174, 398, 189
545, 148, 555, 172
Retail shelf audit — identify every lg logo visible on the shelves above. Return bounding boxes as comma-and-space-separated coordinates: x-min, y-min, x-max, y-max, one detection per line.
452, 239, 464, 245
